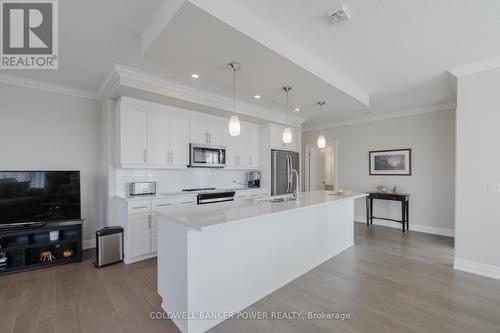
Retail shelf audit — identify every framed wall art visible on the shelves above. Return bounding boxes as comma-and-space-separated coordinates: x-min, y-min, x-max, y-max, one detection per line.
369, 149, 412, 176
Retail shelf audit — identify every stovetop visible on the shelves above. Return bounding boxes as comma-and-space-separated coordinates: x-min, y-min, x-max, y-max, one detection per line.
182, 187, 216, 192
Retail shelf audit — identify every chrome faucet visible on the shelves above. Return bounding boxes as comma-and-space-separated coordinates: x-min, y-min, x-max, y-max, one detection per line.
291, 169, 300, 198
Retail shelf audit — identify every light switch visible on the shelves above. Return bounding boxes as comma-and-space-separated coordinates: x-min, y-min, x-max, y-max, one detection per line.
487, 183, 500, 194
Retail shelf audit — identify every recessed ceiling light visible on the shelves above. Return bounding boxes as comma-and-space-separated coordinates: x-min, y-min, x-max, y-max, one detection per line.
191, 74, 200, 79
294, 108, 300, 112
254, 95, 261, 99
328, 6, 351, 24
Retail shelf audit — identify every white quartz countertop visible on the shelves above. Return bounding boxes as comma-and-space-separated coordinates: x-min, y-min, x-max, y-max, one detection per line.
116, 187, 269, 202
155, 191, 367, 231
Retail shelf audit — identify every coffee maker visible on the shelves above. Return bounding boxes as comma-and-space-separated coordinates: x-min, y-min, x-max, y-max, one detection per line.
247, 171, 261, 188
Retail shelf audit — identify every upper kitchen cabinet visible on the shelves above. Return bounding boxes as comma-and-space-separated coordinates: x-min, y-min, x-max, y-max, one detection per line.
224, 121, 261, 169
146, 105, 168, 165
116, 99, 148, 165
167, 108, 189, 167
268, 123, 299, 152
189, 113, 225, 146
115, 97, 189, 168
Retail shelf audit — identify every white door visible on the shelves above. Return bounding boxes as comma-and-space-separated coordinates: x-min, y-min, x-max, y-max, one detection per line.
308, 147, 326, 191
207, 116, 225, 145
146, 106, 167, 165
129, 214, 151, 257
168, 109, 189, 166
120, 102, 147, 165
189, 113, 208, 144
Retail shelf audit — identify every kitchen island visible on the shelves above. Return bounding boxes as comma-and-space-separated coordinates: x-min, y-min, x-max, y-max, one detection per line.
155, 191, 366, 333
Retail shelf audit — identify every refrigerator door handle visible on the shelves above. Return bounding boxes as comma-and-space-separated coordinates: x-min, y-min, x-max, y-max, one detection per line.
287, 155, 292, 193
273, 151, 277, 194
286, 155, 289, 192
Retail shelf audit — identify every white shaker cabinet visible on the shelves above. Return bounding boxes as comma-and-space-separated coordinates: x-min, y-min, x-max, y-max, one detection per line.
129, 214, 151, 257
146, 105, 168, 165
116, 195, 196, 264
189, 113, 225, 145
118, 100, 148, 165
166, 107, 189, 167
224, 121, 261, 169
246, 122, 261, 168
269, 123, 297, 151
116, 97, 189, 168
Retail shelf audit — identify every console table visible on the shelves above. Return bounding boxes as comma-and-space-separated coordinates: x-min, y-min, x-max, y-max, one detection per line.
366, 192, 410, 232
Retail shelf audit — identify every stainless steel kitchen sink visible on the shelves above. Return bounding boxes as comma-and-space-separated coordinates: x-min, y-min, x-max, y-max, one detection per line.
265, 197, 297, 203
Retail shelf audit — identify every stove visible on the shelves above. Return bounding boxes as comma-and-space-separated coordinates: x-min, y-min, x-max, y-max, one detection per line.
182, 187, 216, 192
196, 190, 235, 205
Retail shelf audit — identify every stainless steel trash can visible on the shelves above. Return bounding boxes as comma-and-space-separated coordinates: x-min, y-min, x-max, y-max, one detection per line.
95, 226, 123, 267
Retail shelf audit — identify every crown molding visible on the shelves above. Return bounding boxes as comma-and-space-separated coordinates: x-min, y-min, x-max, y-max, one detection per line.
97, 65, 120, 99
448, 58, 500, 78
0, 73, 100, 100
302, 103, 456, 132
113, 64, 305, 126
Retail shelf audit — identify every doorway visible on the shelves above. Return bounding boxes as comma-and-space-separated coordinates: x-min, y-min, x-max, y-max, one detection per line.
305, 142, 337, 192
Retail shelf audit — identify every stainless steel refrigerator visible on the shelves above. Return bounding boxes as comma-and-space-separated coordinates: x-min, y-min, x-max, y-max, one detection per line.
271, 149, 300, 195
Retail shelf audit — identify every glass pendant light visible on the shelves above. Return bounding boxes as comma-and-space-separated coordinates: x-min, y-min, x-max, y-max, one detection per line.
282, 86, 292, 144
228, 62, 241, 136
317, 101, 326, 149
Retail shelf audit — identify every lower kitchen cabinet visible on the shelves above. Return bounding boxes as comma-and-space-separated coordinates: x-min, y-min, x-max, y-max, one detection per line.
116, 195, 196, 264
129, 213, 151, 257
115, 191, 269, 264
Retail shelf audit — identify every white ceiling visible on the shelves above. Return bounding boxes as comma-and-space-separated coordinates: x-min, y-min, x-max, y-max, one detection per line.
2, 0, 500, 128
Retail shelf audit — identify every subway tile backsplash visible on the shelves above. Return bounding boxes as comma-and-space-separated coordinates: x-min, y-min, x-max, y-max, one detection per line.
115, 168, 249, 196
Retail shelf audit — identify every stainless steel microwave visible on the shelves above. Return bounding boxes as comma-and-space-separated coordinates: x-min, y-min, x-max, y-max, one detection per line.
189, 144, 226, 168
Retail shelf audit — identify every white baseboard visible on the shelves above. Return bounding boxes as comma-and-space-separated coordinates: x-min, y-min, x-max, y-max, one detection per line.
82, 239, 96, 250
124, 252, 157, 264
354, 216, 454, 237
454, 258, 500, 280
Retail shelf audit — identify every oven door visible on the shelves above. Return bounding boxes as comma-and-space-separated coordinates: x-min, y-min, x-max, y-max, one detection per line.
189, 144, 226, 167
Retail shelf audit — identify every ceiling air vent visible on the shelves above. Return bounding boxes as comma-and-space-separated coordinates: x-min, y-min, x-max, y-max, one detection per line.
328, 6, 351, 24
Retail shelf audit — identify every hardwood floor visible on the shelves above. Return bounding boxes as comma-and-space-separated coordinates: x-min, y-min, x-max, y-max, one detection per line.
2, 223, 500, 333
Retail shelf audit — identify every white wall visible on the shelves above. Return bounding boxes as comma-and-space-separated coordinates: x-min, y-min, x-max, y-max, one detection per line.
0, 83, 104, 242
455, 68, 500, 275
302, 109, 455, 235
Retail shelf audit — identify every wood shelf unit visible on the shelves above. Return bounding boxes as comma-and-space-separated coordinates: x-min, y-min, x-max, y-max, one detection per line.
0, 220, 83, 275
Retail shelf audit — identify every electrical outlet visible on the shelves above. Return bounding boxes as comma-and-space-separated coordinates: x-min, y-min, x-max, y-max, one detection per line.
487, 183, 500, 194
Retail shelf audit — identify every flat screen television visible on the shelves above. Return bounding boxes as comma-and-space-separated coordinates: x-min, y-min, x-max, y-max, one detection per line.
0, 171, 80, 228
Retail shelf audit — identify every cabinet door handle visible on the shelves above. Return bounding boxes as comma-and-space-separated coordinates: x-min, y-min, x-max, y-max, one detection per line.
180, 201, 194, 204
143, 149, 147, 163
148, 215, 151, 229
208, 132, 211, 144
132, 206, 147, 209
156, 203, 173, 207
170, 151, 173, 163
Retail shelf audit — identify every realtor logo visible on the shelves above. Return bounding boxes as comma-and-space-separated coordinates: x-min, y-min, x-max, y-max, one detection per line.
1, 0, 58, 69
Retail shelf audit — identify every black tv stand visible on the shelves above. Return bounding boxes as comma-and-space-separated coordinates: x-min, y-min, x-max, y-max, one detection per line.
0, 220, 83, 275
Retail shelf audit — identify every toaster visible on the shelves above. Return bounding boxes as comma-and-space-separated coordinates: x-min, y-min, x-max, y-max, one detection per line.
129, 182, 156, 196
